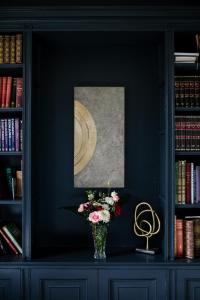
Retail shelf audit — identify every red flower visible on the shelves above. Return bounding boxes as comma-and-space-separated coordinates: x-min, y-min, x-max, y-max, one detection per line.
115, 205, 122, 216
96, 206, 103, 211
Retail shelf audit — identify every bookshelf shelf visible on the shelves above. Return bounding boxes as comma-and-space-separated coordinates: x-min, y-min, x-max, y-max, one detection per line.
175, 204, 200, 209
175, 107, 200, 112
0, 64, 23, 70
175, 151, 200, 156
0, 108, 23, 113
0, 200, 22, 205
0, 152, 22, 156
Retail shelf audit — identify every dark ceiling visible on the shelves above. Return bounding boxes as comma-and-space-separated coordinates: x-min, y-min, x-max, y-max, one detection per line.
0, 0, 199, 6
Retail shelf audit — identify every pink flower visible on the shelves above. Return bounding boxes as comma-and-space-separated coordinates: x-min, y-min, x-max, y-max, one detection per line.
111, 191, 119, 202
78, 204, 85, 212
88, 211, 102, 223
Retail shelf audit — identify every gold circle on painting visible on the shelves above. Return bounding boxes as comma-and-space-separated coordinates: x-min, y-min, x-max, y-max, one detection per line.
74, 100, 97, 175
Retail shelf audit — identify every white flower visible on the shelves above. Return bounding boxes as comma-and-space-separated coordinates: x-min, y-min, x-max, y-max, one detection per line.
105, 197, 114, 205
111, 191, 119, 202
102, 204, 109, 210
99, 210, 110, 223
88, 193, 94, 201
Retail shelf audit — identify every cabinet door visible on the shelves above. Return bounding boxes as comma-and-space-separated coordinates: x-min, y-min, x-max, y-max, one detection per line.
176, 269, 200, 300
0, 269, 21, 300
31, 268, 97, 300
99, 268, 168, 300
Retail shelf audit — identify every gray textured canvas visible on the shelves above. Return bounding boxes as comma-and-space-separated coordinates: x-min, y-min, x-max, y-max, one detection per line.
74, 86, 124, 187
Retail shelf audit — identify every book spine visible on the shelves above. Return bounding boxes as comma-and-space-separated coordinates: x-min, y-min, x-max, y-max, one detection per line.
1, 119, 5, 152
15, 118, 19, 152
4, 118, 8, 152
190, 80, 195, 107
3, 35, 10, 64
185, 81, 190, 107
8, 118, 12, 151
11, 118, 15, 151
186, 162, 191, 204
195, 79, 200, 107
1, 77, 7, 108
180, 81, 185, 107
176, 219, 183, 257
178, 160, 182, 204
15, 34, 22, 64
175, 80, 180, 107
11, 77, 16, 108
5, 76, 12, 108
181, 160, 186, 204
0, 35, 3, 64
185, 220, 194, 259
0, 77, 2, 108
10, 35, 16, 64
194, 219, 200, 258
16, 78, 23, 107
2, 226, 22, 254
20, 119, 22, 151
191, 163, 194, 204
0, 229, 18, 255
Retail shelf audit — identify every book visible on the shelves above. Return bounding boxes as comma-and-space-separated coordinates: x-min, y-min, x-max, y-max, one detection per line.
0, 35, 3, 64
176, 219, 184, 257
2, 223, 22, 254
3, 35, 10, 64
16, 78, 23, 107
15, 34, 22, 64
10, 35, 16, 64
0, 228, 18, 255
16, 170, 22, 198
5, 77, 12, 108
174, 52, 199, 63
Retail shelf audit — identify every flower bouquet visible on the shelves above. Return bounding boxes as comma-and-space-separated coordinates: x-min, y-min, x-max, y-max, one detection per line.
78, 190, 122, 259
62, 189, 123, 259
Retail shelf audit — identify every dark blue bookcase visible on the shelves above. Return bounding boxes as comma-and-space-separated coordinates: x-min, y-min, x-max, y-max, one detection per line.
0, 5, 199, 300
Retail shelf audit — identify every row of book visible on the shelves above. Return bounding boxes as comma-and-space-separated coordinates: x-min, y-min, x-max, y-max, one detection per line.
175, 115, 200, 151
0, 34, 22, 64
0, 167, 22, 200
175, 77, 200, 107
175, 217, 200, 259
0, 118, 22, 152
0, 223, 22, 255
0, 77, 23, 108
176, 160, 200, 204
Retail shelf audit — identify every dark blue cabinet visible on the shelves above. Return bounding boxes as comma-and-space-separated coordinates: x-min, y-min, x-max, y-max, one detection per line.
0, 269, 21, 300
176, 269, 200, 300
99, 268, 168, 300
30, 268, 97, 300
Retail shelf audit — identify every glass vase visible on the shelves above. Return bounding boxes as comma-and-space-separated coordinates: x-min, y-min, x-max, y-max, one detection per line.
92, 223, 108, 259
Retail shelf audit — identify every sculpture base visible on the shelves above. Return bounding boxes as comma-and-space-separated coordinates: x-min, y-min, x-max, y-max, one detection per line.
135, 248, 159, 255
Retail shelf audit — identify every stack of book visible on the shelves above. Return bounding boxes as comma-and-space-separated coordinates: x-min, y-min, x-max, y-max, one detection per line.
0, 118, 22, 152
0, 77, 23, 108
175, 76, 200, 107
0, 223, 22, 255
0, 34, 22, 64
174, 52, 199, 64
175, 216, 200, 259
175, 160, 200, 205
175, 115, 200, 151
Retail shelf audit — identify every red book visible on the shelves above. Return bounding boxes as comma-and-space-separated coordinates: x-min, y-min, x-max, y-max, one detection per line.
5, 77, 12, 108
16, 78, 23, 107
1, 77, 7, 108
0, 77, 2, 107
176, 219, 183, 258
0, 228, 19, 255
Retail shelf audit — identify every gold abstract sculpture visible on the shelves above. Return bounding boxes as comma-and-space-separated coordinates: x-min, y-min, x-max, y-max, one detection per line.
134, 202, 160, 254
74, 100, 97, 175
